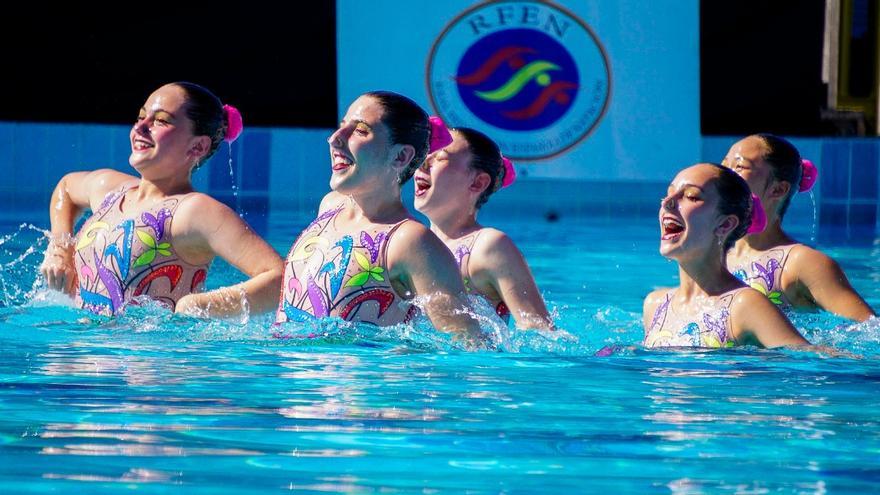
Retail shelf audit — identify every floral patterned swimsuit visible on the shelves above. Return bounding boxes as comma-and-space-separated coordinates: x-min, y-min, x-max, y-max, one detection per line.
275, 205, 412, 326
74, 184, 209, 316
449, 230, 510, 322
729, 245, 796, 309
644, 288, 747, 348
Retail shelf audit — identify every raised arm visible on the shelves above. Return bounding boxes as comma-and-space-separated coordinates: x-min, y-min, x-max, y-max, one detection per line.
41, 169, 134, 295
387, 222, 482, 342
470, 229, 554, 330
731, 289, 810, 348
172, 194, 283, 318
789, 246, 875, 322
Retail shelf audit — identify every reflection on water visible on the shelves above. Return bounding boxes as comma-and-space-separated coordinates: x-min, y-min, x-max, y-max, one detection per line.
1, 220, 879, 492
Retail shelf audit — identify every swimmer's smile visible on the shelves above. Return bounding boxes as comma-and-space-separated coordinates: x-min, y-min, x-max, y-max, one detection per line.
661, 215, 685, 241
332, 152, 353, 172
414, 175, 431, 197
132, 138, 153, 152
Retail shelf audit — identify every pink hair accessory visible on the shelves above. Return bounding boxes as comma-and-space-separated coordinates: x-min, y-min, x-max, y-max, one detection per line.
799, 159, 818, 192
428, 115, 453, 153
500, 155, 516, 188
223, 104, 243, 143
747, 193, 767, 234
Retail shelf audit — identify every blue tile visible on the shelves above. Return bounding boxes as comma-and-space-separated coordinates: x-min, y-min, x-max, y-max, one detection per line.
819, 141, 850, 199
239, 195, 269, 236
41, 124, 80, 188
208, 143, 232, 191
848, 204, 876, 228
0, 123, 14, 189
109, 125, 136, 173
819, 202, 847, 231
12, 125, 49, 194
76, 124, 118, 173
240, 131, 270, 192
850, 141, 878, 200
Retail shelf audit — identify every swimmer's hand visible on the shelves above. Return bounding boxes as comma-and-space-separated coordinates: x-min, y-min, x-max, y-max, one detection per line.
174, 294, 202, 318
40, 235, 77, 296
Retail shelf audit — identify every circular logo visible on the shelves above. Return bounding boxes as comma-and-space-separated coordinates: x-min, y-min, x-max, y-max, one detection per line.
427, 1, 611, 160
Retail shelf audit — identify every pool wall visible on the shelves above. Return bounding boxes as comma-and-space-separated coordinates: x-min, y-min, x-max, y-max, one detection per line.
1, 122, 877, 242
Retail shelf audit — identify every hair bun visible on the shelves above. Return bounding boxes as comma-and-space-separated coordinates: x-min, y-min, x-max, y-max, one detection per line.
799, 159, 818, 192
747, 193, 767, 234
223, 104, 243, 143
500, 156, 516, 188
427, 116, 452, 152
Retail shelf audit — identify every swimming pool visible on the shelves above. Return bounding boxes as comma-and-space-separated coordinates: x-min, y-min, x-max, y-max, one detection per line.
1, 212, 878, 493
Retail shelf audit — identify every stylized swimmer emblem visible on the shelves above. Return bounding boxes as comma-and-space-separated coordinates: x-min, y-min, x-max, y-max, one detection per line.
469, 60, 561, 102
454, 29, 580, 131
427, 1, 611, 159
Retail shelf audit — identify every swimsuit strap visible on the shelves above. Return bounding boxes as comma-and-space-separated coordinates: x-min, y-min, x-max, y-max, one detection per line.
377, 218, 413, 267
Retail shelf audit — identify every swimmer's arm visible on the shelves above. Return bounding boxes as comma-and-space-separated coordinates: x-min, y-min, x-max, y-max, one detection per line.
472, 230, 554, 330
789, 246, 875, 322
388, 222, 482, 343
173, 194, 283, 318
42, 169, 133, 294
731, 289, 810, 348
48, 169, 133, 238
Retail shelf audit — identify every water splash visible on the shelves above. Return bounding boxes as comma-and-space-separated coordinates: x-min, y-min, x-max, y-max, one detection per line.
0, 224, 50, 307
807, 190, 818, 244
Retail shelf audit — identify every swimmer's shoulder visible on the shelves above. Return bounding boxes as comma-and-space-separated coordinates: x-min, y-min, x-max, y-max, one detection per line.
82, 169, 138, 209
642, 288, 671, 328
782, 242, 843, 286
386, 219, 453, 269
728, 285, 784, 322
469, 228, 526, 272
643, 288, 671, 309
173, 192, 242, 234
318, 191, 348, 213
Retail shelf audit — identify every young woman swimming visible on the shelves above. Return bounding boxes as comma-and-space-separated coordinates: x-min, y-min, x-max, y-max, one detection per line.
413, 127, 553, 330
722, 134, 875, 321
40, 82, 283, 318
643, 163, 809, 348
275, 91, 480, 340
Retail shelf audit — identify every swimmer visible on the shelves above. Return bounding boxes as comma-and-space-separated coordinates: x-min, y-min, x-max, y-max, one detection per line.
275, 91, 480, 340
643, 163, 809, 348
40, 82, 283, 317
723, 134, 875, 321
413, 127, 554, 330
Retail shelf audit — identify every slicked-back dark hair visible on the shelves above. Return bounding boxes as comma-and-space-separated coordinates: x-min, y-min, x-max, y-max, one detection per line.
453, 127, 505, 208
364, 91, 430, 185
171, 81, 227, 168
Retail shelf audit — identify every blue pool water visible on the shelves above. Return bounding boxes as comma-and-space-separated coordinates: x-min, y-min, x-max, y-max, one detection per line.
1, 213, 879, 493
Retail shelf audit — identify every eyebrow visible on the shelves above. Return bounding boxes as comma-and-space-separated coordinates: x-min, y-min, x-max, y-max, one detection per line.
341, 118, 371, 128
139, 107, 177, 119
667, 182, 704, 192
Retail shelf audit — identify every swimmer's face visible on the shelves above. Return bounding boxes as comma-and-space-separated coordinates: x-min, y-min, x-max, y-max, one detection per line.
327, 95, 399, 193
659, 164, 735, 259
721, 137, 773, 199
413, 130, 483, 217
129, 84, 205, 175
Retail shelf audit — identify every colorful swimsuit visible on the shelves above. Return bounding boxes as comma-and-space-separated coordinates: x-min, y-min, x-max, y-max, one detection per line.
74, 184, 210, 316
450, 230, 511, 322
728, 245, 796, 308
644, 288, 746, 348
275, 205, 412, 326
